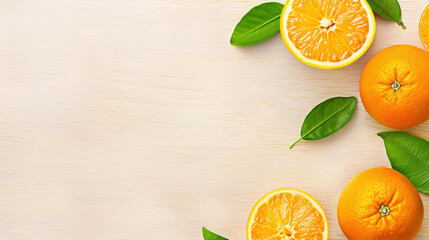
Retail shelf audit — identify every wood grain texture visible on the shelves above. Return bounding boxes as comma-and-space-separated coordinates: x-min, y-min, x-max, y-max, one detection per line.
0, 0, 428, 239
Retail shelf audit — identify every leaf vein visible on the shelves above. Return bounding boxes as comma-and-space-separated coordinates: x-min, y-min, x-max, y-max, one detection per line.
382, 134, 429, 174
368, 0, 397, 21
302, 99, 355, 139
233, 15, 281, 42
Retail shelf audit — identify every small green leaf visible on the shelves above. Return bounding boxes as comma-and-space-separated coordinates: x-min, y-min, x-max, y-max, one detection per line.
230, 2, 284, 46
378, 132, 429, 194
290, 97, 357, 149
202, 227, 228, 240
367, 0, 406, 29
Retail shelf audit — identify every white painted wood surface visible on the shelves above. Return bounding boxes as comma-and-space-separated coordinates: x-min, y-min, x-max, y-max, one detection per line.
1, 0, 429, 239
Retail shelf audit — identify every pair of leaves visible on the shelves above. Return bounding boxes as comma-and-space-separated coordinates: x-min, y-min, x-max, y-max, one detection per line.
367, 0, 406, 29
290, 97, 357, 149
378, 132, 429, 193
202, 227, 228, 240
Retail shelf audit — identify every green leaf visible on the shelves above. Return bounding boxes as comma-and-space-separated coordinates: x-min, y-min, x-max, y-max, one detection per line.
230, 2, 284, 46
290, 97, 357, 149
202, 227, 228, 240
367, 0, 406, 29
378, 132, 429, 194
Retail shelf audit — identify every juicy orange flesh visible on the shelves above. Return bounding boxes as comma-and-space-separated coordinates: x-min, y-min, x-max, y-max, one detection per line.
420, 6, 429, 51
251, 192, 325, 240
287, 0, 370, 62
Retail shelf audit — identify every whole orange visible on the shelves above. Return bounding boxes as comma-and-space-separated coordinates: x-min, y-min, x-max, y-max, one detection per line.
337, 167, 423, 240
360, 45, 429, 129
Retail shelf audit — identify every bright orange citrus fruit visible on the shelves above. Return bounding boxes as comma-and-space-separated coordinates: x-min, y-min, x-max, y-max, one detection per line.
338, 167, 423, 240
280, 0, 375, 69
247, 188, 328, 240
360, 45, 429, 129
420, 4, 429, 52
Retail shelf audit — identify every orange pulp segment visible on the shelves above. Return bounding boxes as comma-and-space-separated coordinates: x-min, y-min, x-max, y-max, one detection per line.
247, 188, 328, 240
420, 4, 429, 52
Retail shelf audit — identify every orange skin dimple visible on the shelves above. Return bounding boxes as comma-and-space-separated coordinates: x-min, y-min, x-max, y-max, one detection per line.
338, 167, 424, 240
360, 45, 429, 129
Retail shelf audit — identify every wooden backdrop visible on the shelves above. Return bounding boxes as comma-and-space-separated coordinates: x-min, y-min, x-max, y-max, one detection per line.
0, 0, 428, 239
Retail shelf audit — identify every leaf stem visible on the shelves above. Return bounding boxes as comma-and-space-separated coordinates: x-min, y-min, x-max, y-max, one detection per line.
290, 137, 303, 149
399, 21, 406, 29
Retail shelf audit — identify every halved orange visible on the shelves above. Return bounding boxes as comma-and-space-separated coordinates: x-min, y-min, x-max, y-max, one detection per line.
420, 4, 429, 52
247, 188, 328, 240
280, 0, 376, 69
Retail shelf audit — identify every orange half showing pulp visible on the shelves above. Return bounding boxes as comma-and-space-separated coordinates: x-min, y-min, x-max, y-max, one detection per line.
280, 0, 376, 69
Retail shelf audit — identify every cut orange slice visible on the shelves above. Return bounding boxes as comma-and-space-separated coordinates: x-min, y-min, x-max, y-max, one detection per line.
280, 0, 376, 69
420, 4, 429, 52
247, 188, 328, 240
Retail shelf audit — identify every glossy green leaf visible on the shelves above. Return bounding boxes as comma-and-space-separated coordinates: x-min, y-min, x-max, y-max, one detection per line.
378, 132, 429, 194
290, 97, 357, 149
202, 227, 228, 240
230, 2, 284, 46
367, 0, 406, 29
